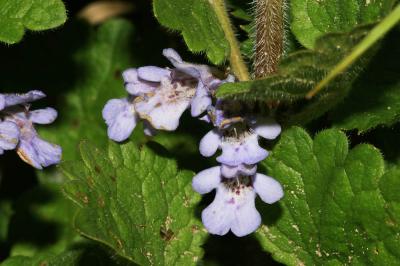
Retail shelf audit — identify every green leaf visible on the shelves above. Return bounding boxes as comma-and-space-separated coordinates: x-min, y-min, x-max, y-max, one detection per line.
61, 140, 207, 265
217, 25, 374, 125
153, 0, 229, 64
39, 19, 138, 161
0, 0, 67, 44
291, 0, 396, 48
331, 29, 400, 132
256, 127, 400, 265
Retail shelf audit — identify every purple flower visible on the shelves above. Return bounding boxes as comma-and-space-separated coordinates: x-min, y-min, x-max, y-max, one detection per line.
133, 73, 197, 131
103, 48, 235, 141
6, 107, 61, 169
192, 166, 283, 236
102, 97, 138, 142
0, 90, 45, 111
0, 121, 20, 154
163, 48, 235, 117
199, 118, 281, 168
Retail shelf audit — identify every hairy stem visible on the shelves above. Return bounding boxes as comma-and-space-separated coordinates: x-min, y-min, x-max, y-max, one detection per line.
254, 0, 285, 78
211, 0, 250, 81
306, 4, 400, 99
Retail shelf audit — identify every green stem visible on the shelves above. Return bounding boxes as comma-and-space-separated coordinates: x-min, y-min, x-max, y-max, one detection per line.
211, 0, 250, 81
306, 4, 400, 99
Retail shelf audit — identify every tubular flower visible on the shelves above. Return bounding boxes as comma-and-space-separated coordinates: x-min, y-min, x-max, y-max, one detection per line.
192, 166, 283, 236
5, 107, 61, 169
103, 48, 231, 142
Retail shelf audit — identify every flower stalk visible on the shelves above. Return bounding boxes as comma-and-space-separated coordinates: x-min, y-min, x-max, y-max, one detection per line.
211, 0, 250, 81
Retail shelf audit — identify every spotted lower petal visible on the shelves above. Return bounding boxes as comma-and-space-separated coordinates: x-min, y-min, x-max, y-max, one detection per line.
201, 184, 235, 236
144, 100, 189, 130
230, 191, 260, 237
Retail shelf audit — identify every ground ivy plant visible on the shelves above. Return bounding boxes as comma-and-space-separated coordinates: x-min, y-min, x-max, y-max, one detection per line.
0, 0, 399, 265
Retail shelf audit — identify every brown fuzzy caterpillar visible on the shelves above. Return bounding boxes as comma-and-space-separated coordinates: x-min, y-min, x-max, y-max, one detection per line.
254, 0, 288, 78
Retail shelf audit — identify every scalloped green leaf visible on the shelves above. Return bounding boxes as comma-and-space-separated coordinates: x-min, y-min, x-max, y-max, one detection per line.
256, 127, 400, 265
291, 0, 396, 48
217, 26, 373, 125
0, 0, 67, 44
153, 0, 229, 64
61, 140, 207, 265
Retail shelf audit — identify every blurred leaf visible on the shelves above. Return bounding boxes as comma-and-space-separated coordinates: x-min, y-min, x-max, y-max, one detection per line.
291, 0, 396, 48
0, 0, 66, 44
331, 29, 400, 132
39, 19, 138, 161
256, 127, 400, 265
153, 0, 229, 64
2, 245, 124, 266
8, 183, 79, 257
217, 26, 374, 125
0, 201, 13, 242
61, 140, 207, 265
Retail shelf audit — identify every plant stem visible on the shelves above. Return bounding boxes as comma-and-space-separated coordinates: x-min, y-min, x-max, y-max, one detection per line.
211, 0, 250, 81
254, 0, 285, 78
306, 4, 400, 99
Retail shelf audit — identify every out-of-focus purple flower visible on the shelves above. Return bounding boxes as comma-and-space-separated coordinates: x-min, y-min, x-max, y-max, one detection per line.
199, 118, 281, 167
0, 121, 20, 154
0, 90, 45, 111
192, 166, 283, 236
6, 107, 61, 169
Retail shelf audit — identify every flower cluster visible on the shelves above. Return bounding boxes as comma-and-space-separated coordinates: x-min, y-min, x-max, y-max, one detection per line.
0, 90, 61, 169
103, 49, 284, 237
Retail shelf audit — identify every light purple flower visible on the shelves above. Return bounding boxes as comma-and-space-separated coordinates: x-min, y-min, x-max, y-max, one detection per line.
0, 121, 20, 154
199, 118, 281, 168
192, 166, 283, 236
0, 90, 45, 111
6, 108, 61, 169
102, 97, 138, 142
163, 48, 234, 117
133, 75, 197, 131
